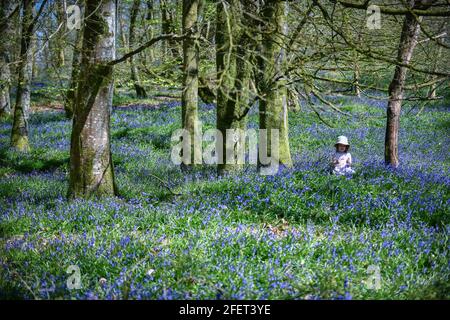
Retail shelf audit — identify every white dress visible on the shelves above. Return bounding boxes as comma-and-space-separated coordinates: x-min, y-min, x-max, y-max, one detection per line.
332, 152, 355, 175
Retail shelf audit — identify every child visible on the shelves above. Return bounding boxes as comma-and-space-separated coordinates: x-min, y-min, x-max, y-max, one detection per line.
331, 136, 355, 175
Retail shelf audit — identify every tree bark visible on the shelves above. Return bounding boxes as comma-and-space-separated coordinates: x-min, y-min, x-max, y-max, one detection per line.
55, 0, 66, 67
427, 44, 442, 99
0, 0, 17, 117
68, 0, 117, 198
216, 0, 255, 174
119, 14, 128, 49
353, 52, 361, 97
181, 0, 201, 168
65, 5, 84, 118
146, 0, 155, 62
287, 88, 300, 112
198, 76, 216, 104
352, 34, 362, 97
129, 0, 147, 98
216, 1, 239, 173
257, 0, 292, 170
11, 0, 35, 152
160, 0, 179, 57
385, 6, 421, 167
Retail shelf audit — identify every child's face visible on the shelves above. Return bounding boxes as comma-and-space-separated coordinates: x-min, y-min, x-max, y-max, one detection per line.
337, 144, 347, 152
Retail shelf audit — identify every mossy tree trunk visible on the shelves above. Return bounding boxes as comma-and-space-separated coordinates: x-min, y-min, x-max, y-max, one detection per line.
256, 0, 292, 170
181, 0, 201, 168
146, 0, 156, 62
0, 0, 17, 117
161, 0, 179, 57
216, 0, 253, 174
353, 50, 361, 97
68, 0, 117, 199
119, 10, 128, 48
11, 0, 35, 152
287, 88, 300, 112
65, 6, 84, 119
427, 44, 442, 99
385, 8, 421, 168
129, 0, 147, 98
352, 34, 362, 97
55, 0, 66, 67
198, 76, 216, 104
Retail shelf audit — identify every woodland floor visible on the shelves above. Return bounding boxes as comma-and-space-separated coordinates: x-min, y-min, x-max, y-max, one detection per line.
0, 96, 449, 299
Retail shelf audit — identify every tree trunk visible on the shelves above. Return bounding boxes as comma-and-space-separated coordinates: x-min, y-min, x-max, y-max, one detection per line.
198, 76, 216, 104
146, 0, 155, 62
216, 1, 238, 173
353, 68, 361, 97
427, 83, 436, 99
385, 8, 421, 168
215, 0, 254, 174
119, 16, 128, 49
181, 0, 201, 168
160, 0, 179, 57
427, 45, 442, 99
68, 0, 117, 198
11, 0, 35, 152
287, 88, 300, 112
129, 0, 147, 98
65, 6, 84, 118
257, 0, 292, 170
353, 55, 361, 97
352, 35, 362, 97
55, 0, 66, 67
0, 0, 16, 117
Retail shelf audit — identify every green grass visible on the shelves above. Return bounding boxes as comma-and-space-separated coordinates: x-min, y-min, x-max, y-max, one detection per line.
0, 100, 449, 300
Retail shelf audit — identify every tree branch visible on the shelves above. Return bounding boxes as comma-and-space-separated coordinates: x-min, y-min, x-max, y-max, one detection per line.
108, 32, 191, 66
330, 0, 450, 16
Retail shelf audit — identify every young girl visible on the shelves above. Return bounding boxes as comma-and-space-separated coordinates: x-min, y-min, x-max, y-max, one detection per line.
331, 136, 355, 175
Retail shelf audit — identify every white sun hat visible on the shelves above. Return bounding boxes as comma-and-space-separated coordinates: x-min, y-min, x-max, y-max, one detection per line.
335, 135, 350, 146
